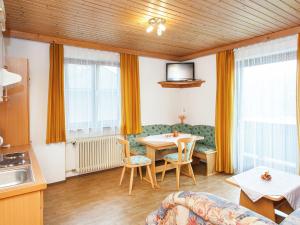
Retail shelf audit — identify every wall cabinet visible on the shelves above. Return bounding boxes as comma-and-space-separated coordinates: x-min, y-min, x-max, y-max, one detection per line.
0, 58, 29, 146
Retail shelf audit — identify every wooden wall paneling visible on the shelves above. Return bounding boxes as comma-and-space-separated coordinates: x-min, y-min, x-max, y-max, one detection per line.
3, 0, 300, 59
242, 0, 300, 24
7, 0, 245, 41
134, 0, 273, 35
5, 0, 223, 52
210, 0, 294, 27
4, 0, 234, 55
180, 25, 300, 61
0, 58, 29, 146
4, 5, 203, 49
4, 0, 300, 57
102, 0, 257, 38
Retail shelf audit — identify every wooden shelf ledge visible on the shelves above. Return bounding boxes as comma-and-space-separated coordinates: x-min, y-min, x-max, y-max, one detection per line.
158, 80, 205, 88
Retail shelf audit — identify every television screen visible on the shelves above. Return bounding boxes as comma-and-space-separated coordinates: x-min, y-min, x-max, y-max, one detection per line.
166, 63, 194, 81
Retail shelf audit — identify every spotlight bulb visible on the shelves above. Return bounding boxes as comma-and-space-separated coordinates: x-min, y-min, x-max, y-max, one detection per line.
146, 25, 154, 33
157, 28, 163, 36
158, 23, 166, 31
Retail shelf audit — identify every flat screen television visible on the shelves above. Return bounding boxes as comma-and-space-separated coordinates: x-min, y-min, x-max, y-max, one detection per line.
166, 62, 195, 81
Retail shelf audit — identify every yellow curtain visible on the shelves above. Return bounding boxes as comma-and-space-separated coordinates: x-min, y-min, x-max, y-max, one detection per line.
120, 53, 142, 135
215, 49, 235, 174
297, 34, 300, 174
46, 43, 66, 144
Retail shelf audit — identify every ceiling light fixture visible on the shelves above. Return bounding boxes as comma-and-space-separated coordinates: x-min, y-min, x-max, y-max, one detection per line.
146, 17, 166, 36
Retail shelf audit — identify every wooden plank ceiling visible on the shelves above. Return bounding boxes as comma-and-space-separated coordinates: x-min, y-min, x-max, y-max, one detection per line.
4, 0, 300, 60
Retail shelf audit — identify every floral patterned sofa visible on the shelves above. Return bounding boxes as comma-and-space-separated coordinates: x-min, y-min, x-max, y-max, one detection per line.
127, 124, 216, 176
146, 191, 300, 225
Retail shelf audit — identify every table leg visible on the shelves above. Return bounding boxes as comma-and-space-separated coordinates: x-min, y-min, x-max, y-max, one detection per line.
239, 190, 276, 221
144, 146, 159, 188
274, 198, 293, 223
275, 199, 293, 215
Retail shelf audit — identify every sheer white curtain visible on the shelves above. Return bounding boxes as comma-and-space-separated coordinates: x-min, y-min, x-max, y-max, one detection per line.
234, 35, 299, 174
64, 46, 121, 139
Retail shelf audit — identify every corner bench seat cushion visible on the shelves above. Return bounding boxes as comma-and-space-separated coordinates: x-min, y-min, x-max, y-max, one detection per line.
194, 142, 215, 153
164, 153, 187, 161
146, 191, 278, 225
124, 155, 151, 165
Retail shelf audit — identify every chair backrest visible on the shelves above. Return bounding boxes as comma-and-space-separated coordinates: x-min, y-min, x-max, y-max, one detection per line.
177, 137, 196, 163
118, 138, 130, 163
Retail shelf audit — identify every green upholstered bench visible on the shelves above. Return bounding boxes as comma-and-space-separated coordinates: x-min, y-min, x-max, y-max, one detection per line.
127, 124, 216, 176
171, 123, 193, 134
128, 124, 173, 159
191, 125, 216, 176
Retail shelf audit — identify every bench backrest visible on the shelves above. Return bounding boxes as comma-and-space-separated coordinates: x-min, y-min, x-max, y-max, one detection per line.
127, 124, 215, 148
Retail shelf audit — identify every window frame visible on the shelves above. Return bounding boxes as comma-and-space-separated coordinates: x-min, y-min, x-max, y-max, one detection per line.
64, 58, 121, 135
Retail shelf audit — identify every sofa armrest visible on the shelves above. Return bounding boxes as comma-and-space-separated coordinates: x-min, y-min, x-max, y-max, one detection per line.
280, 209, 300, 225
146, 192, 277, 225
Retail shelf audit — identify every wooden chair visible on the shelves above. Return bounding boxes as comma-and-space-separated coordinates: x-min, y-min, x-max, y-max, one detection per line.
161, 137, 196, 190
118, 138, 154, 195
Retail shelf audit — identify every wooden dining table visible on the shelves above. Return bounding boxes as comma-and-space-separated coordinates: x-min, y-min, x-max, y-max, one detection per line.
136, 133, 204, 188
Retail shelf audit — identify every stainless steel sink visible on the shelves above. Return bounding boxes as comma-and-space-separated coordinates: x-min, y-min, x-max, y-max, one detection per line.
0, 166, 34, 189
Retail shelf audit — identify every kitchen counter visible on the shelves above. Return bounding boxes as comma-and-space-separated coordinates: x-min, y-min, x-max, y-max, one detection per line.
0, 145, 47, 199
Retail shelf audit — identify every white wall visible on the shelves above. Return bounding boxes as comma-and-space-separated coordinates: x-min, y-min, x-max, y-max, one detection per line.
139, 57, 179, 125
179, 55, 216, 126
4, 38, 66, 184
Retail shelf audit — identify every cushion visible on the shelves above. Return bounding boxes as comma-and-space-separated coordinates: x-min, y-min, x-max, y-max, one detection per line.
142, 124, 172, 135
192, 125, 215, 147
171, 123, 193, 134
125, 155, 151, 165
164, 152, 187, 161
127, 124, 172, 148
194, 143, 215, 153
127, 134, 140, 147
130, 145, 147, 155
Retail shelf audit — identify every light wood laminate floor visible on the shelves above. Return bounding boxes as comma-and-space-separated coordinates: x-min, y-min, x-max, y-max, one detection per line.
44, 163, 239, 225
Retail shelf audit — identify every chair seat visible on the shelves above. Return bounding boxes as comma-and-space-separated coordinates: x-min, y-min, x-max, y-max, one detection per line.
124, 155, 151, 165
194, 143, 215, 153
164, 153, 189, 162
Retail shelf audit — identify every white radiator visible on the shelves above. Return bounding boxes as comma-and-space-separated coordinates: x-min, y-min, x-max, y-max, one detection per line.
75, 135, 123, 174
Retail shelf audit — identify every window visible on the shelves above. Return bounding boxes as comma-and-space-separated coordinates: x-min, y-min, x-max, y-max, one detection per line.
234, 35, 298, 174
64, 47, 120, 138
